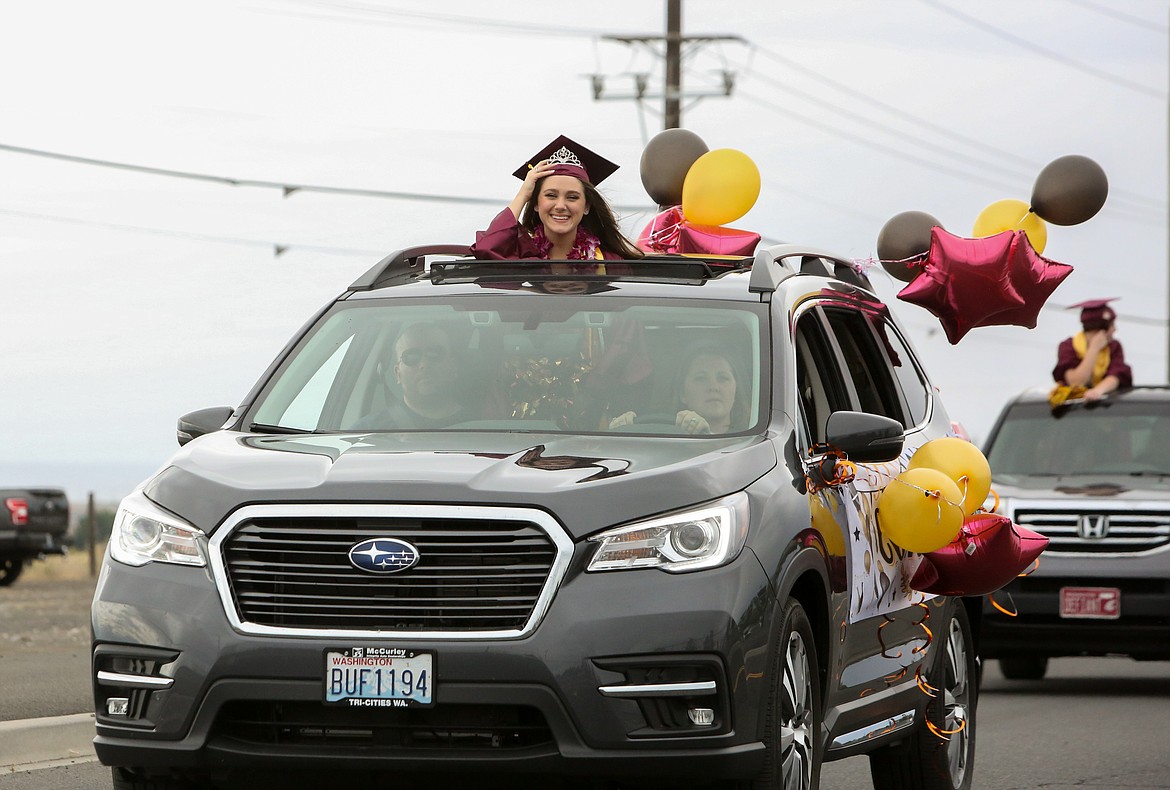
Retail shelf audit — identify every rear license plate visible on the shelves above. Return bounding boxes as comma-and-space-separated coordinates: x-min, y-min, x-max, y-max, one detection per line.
324, 648, 433, 707
1060, 587, 1121, 619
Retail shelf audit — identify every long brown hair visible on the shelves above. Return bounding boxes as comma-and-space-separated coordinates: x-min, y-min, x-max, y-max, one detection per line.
520, 177, 644, 259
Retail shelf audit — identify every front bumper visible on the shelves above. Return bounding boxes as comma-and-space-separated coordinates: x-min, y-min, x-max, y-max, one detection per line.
91, 549, 775, 781
980, 569, 1170, 659
0, 529, 69, 557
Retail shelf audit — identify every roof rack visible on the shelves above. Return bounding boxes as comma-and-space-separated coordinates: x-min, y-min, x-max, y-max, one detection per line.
349, 242, 868, 294
350, 245, 473, 291
748, 244, 873, 293
349, 246, 752, 291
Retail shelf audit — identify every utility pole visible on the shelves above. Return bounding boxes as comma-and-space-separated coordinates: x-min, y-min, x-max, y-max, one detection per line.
591, 0, 744, 133
665, 0, 682, 129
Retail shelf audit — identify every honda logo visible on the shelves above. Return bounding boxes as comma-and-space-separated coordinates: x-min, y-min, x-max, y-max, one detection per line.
1078, 514, 1110, 540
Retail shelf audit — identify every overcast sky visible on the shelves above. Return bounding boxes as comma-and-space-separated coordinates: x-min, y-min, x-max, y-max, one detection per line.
2, 0, 1166, 503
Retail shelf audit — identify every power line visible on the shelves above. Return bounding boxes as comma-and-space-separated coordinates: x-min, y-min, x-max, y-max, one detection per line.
0, 142, 653, 213
919, 0, 1165, 99
737, 48, 1164, 218
269, 0, 615, 37
744, 69, 1031, 184
1057, 0, 1169, 34
0, 142, 494, 206
745, 46, 1036, 180
263, 2, 1165, 215
0, 205, 384, 258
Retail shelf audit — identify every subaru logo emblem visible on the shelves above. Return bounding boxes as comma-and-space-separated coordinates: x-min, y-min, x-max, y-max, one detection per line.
347, 538, 420, 574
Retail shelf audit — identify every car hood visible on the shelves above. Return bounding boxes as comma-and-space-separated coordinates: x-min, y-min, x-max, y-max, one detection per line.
993, 472, 1170, 502
144, 430, 779, 540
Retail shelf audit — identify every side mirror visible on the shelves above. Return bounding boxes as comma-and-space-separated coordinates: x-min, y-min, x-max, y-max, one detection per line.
824, 410, 905, 463
177, 406, 236, 446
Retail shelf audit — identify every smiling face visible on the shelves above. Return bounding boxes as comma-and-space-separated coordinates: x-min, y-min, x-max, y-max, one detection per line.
535, 175, 589, 240
680, 353, 737, 430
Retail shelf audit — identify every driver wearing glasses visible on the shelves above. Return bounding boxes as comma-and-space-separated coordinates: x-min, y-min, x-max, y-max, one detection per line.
358, 322, 469, 430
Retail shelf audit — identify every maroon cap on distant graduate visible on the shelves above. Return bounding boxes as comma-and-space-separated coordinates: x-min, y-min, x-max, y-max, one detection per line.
1069, 298, 1118, 331
511, 135, 619, 186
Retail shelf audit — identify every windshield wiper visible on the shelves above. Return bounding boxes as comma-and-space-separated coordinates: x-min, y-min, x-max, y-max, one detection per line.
248, 422, 317, 435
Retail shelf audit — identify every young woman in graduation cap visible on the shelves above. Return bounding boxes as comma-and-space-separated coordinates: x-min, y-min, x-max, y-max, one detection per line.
471, 135, 643, 262
1050, 298, 1133, 406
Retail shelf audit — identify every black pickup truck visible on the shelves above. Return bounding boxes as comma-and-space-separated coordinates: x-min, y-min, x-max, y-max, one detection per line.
0, 488, 70, 585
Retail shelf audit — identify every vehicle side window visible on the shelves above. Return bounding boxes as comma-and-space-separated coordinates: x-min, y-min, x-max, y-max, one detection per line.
794, 308, 850, 444
881, 325, 931, 428
823, 307, 908, 427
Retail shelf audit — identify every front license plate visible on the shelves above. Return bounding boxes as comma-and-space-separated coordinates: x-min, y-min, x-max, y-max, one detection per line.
324, 648, 433, 707
1060, 587, 1121, 619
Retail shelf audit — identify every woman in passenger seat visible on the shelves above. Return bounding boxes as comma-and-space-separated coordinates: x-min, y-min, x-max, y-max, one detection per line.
608, 344, 748, 435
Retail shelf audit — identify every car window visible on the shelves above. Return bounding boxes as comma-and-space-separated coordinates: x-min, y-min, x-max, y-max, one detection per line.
794, 308, 850, 444
250, 296, 767, 435
879, 324, 931, 428
822, 307, 911, 428
987, 399, 1170, 475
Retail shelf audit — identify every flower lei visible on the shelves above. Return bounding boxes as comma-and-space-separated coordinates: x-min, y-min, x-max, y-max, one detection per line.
531, 224, 602, 260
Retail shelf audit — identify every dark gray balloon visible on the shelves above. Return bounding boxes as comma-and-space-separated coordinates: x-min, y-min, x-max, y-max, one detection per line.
876, 211, 941, 282
1030, 155, 1108, 226
639, 129, 709, 207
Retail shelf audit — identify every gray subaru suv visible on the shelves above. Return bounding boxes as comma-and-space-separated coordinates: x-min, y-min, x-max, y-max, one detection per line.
92, 246, 979, 790
981, 386, 1170, 679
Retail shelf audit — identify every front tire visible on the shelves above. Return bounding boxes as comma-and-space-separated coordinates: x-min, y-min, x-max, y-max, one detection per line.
869, 602, 977, 790
111, 767, 202, 790
998, 655, 1048, 680
0, 557, 24, 586
751, 597, 822, 790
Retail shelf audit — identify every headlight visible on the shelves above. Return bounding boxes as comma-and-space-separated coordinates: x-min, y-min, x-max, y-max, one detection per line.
587, 493, 749, 573
109, 490, 207, 567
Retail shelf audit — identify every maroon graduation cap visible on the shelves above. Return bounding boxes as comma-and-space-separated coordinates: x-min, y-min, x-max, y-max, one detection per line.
511, 135, 619, 186
1069, 298, 1118, 331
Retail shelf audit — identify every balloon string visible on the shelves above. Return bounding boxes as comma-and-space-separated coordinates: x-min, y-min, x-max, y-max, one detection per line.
927, 718, 967, 740
989, 590, 1018, 617
877, 616, 901, 659
912, 601, 933, 654
915, 667, 939, 698
869, 251, 928, 267
985, 486, 1000, 514
644, 206, 685, 252
804, 444, 856, 493
890, 475, 962, 511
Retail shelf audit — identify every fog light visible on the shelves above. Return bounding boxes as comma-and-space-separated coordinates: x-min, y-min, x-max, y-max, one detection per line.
107, 697, 130, 716
687, 707, 715, 726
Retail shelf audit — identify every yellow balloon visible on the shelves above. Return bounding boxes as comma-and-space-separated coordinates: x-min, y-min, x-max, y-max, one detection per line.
877, 467, 964, 554
809, 491, 846, 557
972, 198, 1048, 253
907, 437, 991, 517
681, 148, 761, 226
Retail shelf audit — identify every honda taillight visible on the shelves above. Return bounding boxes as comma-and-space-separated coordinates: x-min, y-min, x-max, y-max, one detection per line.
5, 498, 28, 526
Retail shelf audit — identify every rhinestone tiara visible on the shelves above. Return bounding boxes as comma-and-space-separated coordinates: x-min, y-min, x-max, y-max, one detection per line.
547, 146, 584, 169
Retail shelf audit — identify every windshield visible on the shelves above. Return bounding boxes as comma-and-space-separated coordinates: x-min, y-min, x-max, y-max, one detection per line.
986, 399, 1170, 475
249, 295, 767, 436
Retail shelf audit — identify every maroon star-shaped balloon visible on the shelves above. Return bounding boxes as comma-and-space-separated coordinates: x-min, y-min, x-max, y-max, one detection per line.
988, 230, 1074, 330
897, 228, 1073, 344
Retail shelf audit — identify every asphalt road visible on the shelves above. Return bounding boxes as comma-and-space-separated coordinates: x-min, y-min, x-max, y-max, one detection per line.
0, 576, 93, 722
2, 576, 1169, 789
